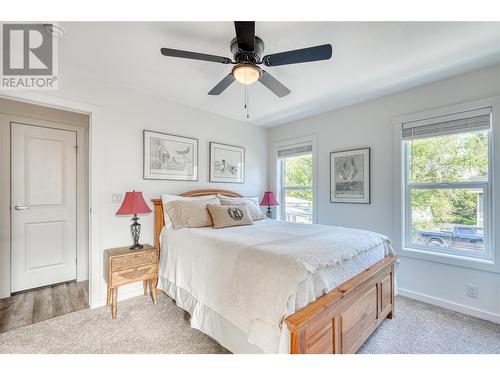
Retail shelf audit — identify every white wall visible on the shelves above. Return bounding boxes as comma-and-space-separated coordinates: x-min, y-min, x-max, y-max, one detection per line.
3, 68, 268, 306
268, 63, 500, 322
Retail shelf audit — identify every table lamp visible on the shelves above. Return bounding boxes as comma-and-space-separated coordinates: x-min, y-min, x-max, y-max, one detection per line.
116, 191, 152, 250
260, 191, 279, 219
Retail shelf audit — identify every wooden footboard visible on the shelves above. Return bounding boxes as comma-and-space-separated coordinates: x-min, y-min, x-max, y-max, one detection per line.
286, 255, 397, 354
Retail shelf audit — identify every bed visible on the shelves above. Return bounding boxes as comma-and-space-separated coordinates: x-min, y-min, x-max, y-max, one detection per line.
152, 189, 397, 354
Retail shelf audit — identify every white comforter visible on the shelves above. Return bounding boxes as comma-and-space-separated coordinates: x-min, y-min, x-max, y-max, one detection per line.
159, 219, 394, 353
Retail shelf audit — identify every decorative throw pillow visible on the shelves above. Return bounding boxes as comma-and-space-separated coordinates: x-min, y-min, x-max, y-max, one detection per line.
217, 195, 266, 221
207, 204, 254, 229
166, 198, 220, 230
161, 194, 217, 229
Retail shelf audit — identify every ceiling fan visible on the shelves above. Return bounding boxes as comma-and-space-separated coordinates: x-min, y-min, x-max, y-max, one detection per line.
160, 21, 333, 97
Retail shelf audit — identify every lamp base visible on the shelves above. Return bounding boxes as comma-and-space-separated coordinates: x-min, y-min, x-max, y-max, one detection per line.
129, 243, 144, 250
130, 214, 143, 250
266, 206, 272, 219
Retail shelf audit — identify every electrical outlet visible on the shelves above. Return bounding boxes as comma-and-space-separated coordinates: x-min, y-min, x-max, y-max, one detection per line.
112, 193, 123, 204
467, 284, 479, 298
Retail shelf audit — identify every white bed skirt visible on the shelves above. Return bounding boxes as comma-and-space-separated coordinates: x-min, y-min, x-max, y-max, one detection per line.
157, 276, 291, 354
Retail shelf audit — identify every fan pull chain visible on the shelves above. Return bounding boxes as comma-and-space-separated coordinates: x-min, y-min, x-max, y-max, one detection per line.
243, 68, 250, 119
245, 84, 250, 119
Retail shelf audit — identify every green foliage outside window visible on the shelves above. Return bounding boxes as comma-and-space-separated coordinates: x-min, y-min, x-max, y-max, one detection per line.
409, 131, 488, 231
284, 155, 313, 203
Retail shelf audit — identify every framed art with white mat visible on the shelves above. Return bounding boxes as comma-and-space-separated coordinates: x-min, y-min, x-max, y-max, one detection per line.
209, 142, 245, 183
330, 147, 370, 204
143, 130, 198, 181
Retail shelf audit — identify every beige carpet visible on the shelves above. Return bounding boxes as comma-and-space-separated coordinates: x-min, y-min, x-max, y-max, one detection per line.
0, 292, 228, 354
0, 292, 499, 354
359, 296, 500, 354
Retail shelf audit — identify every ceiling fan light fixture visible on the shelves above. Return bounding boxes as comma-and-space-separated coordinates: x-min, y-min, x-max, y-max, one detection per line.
232, 64, 261, 85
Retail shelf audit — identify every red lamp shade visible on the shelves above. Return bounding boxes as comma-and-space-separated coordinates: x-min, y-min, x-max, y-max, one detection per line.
260, 191, 279, 207
116, 191, 152, 215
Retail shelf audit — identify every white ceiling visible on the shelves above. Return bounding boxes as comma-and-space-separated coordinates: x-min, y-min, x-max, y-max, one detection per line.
59, 22, 500, 127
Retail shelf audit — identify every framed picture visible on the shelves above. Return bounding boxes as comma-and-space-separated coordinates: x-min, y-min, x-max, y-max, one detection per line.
143, 130, 198, 181
330, 147, 370, 204
209, 142, 245, 183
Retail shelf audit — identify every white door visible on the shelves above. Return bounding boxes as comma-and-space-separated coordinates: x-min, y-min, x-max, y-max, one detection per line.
11, 123, 77, 292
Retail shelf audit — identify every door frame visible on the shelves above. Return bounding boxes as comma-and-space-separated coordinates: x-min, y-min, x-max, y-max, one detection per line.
0, 92, 98, 307
10, 119, 87, 286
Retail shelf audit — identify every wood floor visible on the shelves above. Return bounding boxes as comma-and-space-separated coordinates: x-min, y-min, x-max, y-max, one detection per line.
0, 281, 89, 334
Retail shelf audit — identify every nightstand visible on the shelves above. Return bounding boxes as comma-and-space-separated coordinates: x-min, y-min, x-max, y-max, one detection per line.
103, 244, 158, 319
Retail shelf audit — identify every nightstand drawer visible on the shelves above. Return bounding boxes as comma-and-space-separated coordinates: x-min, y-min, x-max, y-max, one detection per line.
111, 250, 157, 272
111, 264, 157, 287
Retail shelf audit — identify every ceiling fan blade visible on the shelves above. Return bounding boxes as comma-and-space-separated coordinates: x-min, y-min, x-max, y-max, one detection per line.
258, 70, 291, 97
234, 21, 255, 52
262, 44, 332, 66
208, 74, 236, 95
161, 48, 232, 64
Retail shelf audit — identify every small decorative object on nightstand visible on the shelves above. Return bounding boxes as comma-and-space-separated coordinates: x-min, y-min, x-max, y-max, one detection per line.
104, 244, 158, 319
116, 191, 152, 250
260, 191, 279, 219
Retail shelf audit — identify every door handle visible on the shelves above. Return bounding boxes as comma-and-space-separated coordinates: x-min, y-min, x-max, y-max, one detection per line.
14, 205, 29, 210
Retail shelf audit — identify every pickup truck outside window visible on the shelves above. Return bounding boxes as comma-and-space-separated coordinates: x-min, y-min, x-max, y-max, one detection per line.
403, 123, 491, 260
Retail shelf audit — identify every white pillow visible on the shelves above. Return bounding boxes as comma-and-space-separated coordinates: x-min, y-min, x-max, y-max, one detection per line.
161, 194, 217, 229
217, 194, 266, 221
217, 194, 259, 205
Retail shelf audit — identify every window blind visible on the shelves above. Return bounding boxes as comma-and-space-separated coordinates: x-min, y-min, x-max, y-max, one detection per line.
277, 142, 313, 158
402, 107, 491, 140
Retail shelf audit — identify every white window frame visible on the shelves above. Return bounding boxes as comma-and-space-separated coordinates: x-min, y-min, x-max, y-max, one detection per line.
393, 96, 500, 273
402, 137, 492, 260
272, 134, 318, 224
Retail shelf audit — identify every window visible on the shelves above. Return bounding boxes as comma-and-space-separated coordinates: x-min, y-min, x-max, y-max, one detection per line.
278, 142, 314, 224
402, 107, 492, 259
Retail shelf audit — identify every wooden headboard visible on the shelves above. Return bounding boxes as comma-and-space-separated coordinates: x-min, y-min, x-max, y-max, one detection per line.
151, 189, 243, 250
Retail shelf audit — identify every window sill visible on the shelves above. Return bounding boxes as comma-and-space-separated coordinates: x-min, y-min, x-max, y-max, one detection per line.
399, 246, 499, 274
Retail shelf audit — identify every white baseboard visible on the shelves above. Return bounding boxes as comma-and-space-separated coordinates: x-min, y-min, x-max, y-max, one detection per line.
93, 285, 144, 308
116, 286, 145, 302
398, 288, 500, 324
